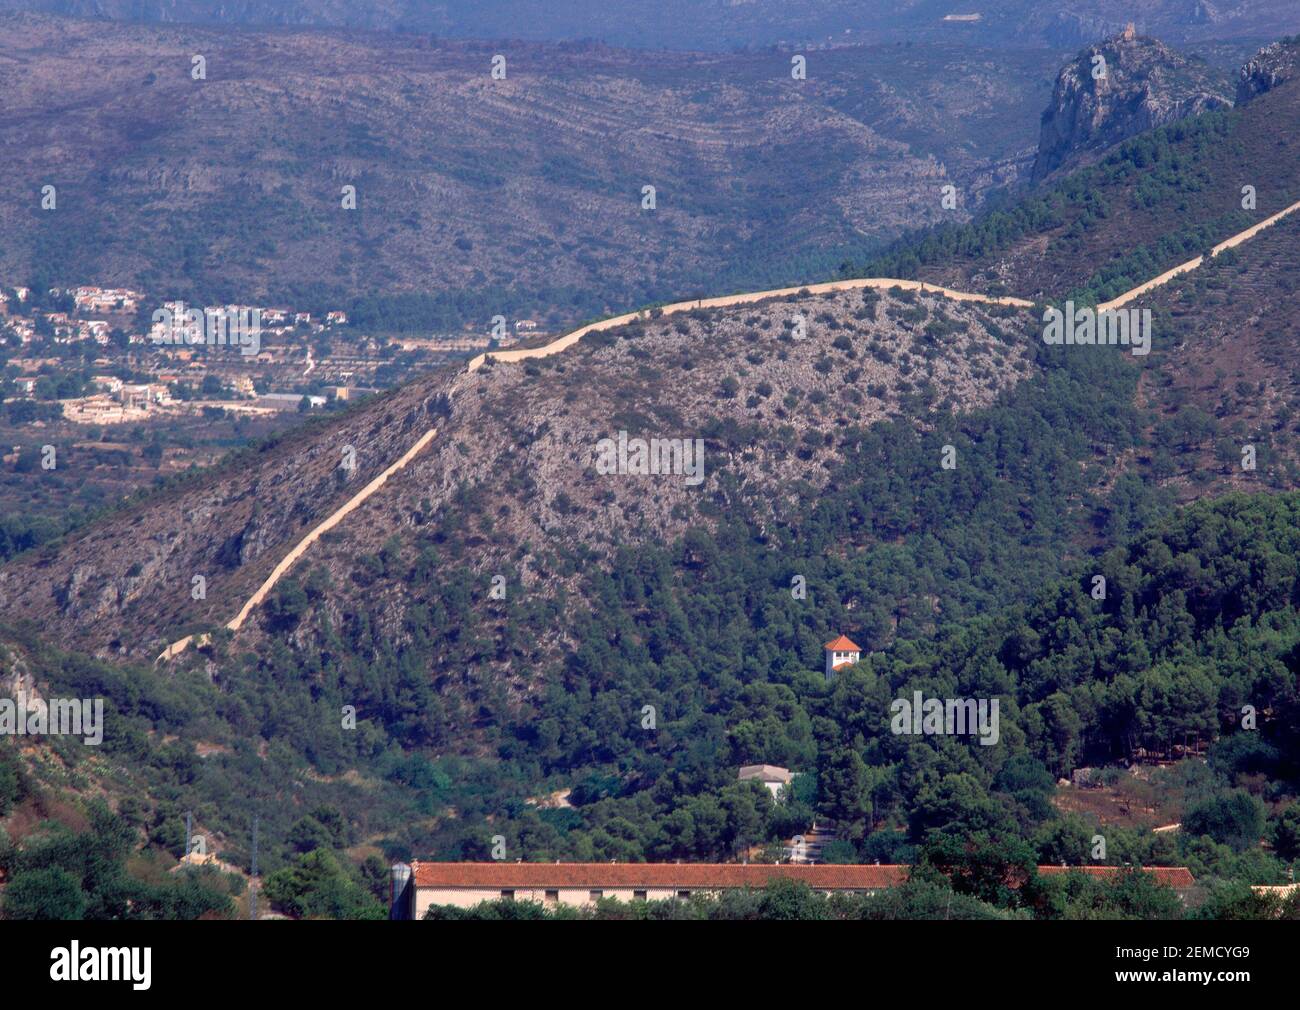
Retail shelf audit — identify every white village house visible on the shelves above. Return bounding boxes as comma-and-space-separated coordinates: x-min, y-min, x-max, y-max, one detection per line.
824, 634, 862, 678
737, 764, 794, 798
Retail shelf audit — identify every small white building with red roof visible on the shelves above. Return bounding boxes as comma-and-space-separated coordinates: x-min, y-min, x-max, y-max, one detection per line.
824, 634, 862, 678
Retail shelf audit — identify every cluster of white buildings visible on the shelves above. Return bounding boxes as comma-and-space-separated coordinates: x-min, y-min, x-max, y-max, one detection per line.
2, 284, 353, 351
70, 286, 142, 314
87, 375, 172, 408
42, 312, 113, 344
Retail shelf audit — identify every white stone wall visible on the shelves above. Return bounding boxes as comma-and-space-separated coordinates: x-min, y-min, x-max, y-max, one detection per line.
411, 883, 884, 916
414, 886, 704, 915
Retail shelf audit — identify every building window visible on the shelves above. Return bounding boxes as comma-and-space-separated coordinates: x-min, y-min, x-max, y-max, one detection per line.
500, 890, 515, 900
589, 890, 603, 901
545, 890, 559, 902
677, 890, 691, 900
633, 890, 647, 900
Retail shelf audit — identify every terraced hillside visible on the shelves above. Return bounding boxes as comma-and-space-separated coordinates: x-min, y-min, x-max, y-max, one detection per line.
0, 13, 1055, 328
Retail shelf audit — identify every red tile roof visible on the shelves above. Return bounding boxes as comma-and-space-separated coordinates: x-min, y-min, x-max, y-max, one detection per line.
410, 862, 1194, 890
1037, 865, 1196, 888
823, 635, 862, 652
412, 862, 908, 889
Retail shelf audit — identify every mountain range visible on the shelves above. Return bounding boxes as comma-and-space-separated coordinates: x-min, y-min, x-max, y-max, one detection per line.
0, 13, 1058, 328
2, 0, 1299, 51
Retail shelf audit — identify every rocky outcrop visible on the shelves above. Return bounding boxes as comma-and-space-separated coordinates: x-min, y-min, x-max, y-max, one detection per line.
0, 646, 44, 710
1032, 29, 1232, 182
1237, 38, 1300, 104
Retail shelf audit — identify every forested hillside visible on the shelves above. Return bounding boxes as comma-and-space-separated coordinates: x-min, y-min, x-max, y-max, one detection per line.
9, 485, 1300, 918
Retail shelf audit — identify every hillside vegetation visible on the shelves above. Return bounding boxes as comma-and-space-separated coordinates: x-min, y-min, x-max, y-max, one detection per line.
6, 29, 1300, 923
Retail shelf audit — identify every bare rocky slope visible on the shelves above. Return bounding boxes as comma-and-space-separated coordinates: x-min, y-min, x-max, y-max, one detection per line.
1237, 34, 1300, 102
0, 286, 1036, 660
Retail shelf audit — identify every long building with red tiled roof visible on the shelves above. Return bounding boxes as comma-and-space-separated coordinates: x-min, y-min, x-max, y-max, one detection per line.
400, 861, 1194, 916
1037, 865, 1196, 889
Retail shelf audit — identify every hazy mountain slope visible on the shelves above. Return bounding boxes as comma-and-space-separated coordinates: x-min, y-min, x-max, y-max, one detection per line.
1, 0, 1297, 51
0, 14, 1054, 326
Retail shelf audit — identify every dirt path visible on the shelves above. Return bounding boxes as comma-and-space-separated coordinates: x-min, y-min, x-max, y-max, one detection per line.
158, 199, 1300, 661
157, 427, 438, 661
468, 277, 1034, 373
1099, 198, 1300, 312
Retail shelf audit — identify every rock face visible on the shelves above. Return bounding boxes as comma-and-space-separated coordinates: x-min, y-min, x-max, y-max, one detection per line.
0, 646, 44, 710
1031, 29, 1232, 182
1237, 38, 1300, 104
